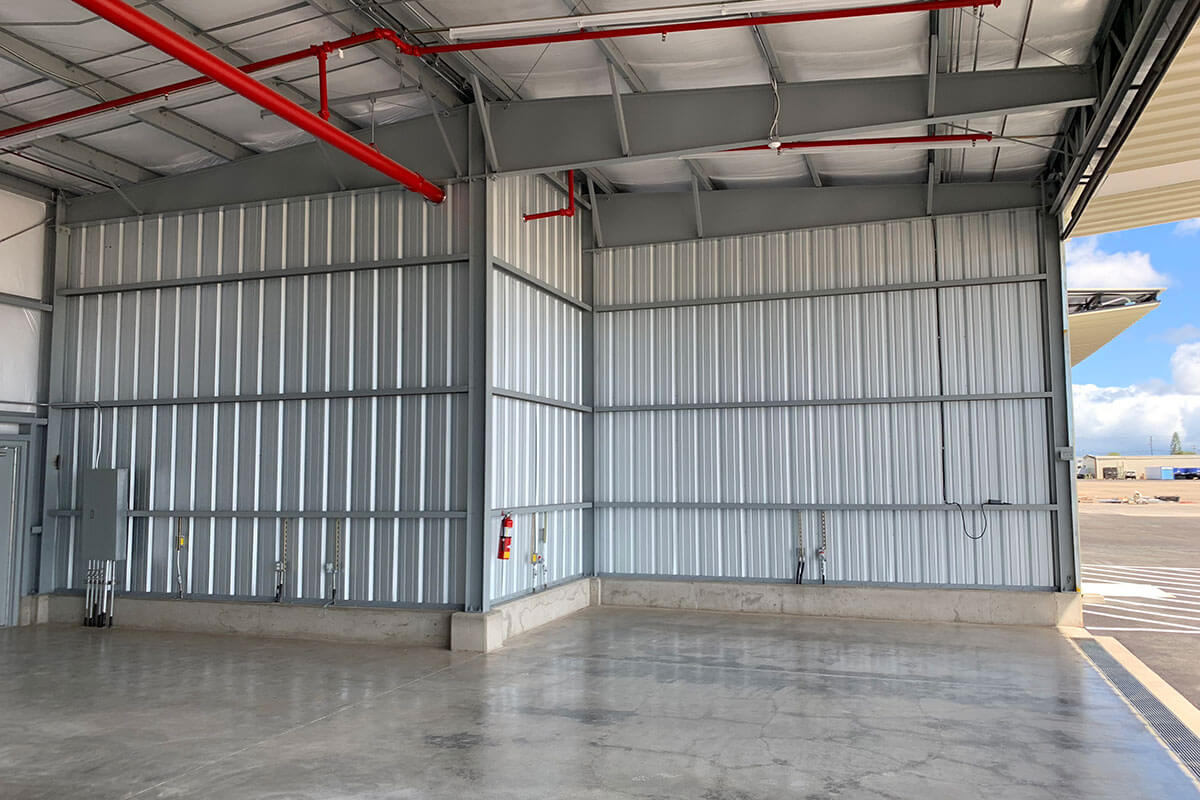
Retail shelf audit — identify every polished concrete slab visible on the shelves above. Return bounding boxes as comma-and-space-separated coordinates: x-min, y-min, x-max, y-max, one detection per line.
1, 608, 1196, 799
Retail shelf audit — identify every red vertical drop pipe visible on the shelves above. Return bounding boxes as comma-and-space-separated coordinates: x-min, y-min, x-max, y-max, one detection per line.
523, 170, 576, 221
316, 48, 331, 121
68, 0, 445, 203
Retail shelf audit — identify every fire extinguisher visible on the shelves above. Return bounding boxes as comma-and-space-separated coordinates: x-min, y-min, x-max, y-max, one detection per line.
497, 514, 514, 560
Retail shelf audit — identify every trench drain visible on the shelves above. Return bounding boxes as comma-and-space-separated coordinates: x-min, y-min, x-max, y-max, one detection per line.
1077, 638, 1200, 782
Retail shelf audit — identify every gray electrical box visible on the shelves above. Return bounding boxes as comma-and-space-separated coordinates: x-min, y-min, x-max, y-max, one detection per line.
79, 468, 128, 562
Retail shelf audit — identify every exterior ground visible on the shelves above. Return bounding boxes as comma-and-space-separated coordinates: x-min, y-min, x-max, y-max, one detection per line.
1078, 491, 1200, 709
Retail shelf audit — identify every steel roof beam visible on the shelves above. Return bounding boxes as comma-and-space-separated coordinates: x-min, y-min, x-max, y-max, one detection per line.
63, 66, 1094, 221
592, 182, 1042, 247
479, 66, 1095, 173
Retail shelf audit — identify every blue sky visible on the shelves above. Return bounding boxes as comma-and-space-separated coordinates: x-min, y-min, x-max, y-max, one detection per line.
1067, 217, 1200, 456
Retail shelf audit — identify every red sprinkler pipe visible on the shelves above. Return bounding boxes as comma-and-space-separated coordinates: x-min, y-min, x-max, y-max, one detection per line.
729, 132, 993, 152
0, 30, 398, 147
523, 170, 576, 222
317, 49, 331, 121
67, 0, 445, 203
419, 0, 1000, 55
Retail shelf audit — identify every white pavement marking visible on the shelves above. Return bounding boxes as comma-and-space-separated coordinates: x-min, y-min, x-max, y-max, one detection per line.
1084, 563, 1200, 635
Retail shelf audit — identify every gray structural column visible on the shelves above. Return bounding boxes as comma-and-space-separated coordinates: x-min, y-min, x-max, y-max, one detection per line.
1040, 210, 1079, 592
581, 206, 596, 577
465, 106, 492, 612
38, 195, 69, 593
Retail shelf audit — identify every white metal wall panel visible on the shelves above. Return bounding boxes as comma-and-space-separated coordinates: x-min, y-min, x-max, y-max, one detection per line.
596, 291, 940, 406
594, 507, 1053, 588
594, 218, 936, 306
597, 405, 944, 506
594, 210, 1055, 589
492, 270, 583, 403
54, 186, 469, 606
491, 396, 583, 510
488, 508, 584, 602
934, 209, 1042, 280
487, 175, 586, 605
489, 174, 582, 297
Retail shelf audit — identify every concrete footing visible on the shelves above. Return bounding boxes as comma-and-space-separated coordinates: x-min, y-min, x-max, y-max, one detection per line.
450, 578, 593, 652
20, 578, 1081, 652
598, 578, 1083, 627
20, 593, 451, 647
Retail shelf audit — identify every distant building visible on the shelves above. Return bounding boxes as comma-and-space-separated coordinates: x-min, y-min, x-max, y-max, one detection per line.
1081, 454, 1200, 479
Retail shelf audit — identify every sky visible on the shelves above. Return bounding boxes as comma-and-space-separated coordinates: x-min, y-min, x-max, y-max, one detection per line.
1067, 217, 1200, 456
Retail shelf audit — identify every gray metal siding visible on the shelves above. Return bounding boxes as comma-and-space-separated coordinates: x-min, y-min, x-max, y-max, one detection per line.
490, 174, 581, 297
487, 176, 585, 603
53, 187, 468, 606
593, 209, 1055, 589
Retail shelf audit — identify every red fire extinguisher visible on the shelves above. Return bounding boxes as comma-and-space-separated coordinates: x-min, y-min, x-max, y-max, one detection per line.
497, 514, 513, 560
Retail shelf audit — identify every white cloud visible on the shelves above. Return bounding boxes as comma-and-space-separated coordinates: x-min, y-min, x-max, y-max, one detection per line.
1073, 341, 1200, 454
1157, 323, 1200, 345
1064, 238, 1170, 289
1174, 218, 1200, 235
1172, 342, 1200, 394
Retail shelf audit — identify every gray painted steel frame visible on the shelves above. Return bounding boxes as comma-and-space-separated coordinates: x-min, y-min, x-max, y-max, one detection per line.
61, 67, 1093, 224
1039, 213, 1080, 592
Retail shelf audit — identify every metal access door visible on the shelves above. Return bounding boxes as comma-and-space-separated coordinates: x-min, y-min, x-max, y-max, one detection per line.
0, 442, 27, 627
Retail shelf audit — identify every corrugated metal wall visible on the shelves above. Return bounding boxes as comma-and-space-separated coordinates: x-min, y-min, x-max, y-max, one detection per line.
51, 187, 470, 606
487, 175, 586, 603
593, 209, 1056, 589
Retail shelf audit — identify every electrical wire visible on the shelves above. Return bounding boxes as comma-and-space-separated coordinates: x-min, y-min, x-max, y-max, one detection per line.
768, 72, 780, 146
953, 502, 989, 540
0, 40, 107, 103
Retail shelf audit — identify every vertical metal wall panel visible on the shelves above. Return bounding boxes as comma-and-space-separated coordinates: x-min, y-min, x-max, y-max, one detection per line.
935, 209, 1041, 280
594, 218, 936, 306
595, 210, 1055, 589
596, 405, 943, 506
488, 508, 584, 602
492, 271, 583, 403
596, 291, 940, 406
489, 175, 582, 297
54, 186, 470, 607
487, 175, 586, 605
940, 282, 1046, 394
490, 396, 583, 511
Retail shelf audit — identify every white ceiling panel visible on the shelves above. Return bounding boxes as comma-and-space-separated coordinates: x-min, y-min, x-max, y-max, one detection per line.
76, 121, 222, 174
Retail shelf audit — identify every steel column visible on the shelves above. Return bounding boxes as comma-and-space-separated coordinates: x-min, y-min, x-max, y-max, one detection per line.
1040, 212, 1079, 592
581, 205, 596, 578
37, 196, 68, 593
465, 105, 491, 613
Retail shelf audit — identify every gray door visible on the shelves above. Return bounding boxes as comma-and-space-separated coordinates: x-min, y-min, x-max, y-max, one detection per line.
0, 443, 25, 627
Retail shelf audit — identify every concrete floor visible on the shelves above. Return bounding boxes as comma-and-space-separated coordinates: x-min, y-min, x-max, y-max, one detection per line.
2, 608, 1197, 799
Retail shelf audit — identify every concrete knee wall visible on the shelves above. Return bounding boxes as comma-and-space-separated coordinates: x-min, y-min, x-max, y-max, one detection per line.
449, 578, 1082, 652
20, 579, 1080, 652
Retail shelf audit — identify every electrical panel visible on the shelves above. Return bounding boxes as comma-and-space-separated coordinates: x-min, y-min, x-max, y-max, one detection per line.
79, 468, 128, 562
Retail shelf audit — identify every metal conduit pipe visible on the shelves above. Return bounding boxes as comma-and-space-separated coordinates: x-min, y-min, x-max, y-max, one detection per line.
67, 0, 446, 203
412, 0, 1000, 55
727, 132, 994, 152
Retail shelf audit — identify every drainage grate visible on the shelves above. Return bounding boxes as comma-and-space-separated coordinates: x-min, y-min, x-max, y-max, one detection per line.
1077, 638, 1200, 782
